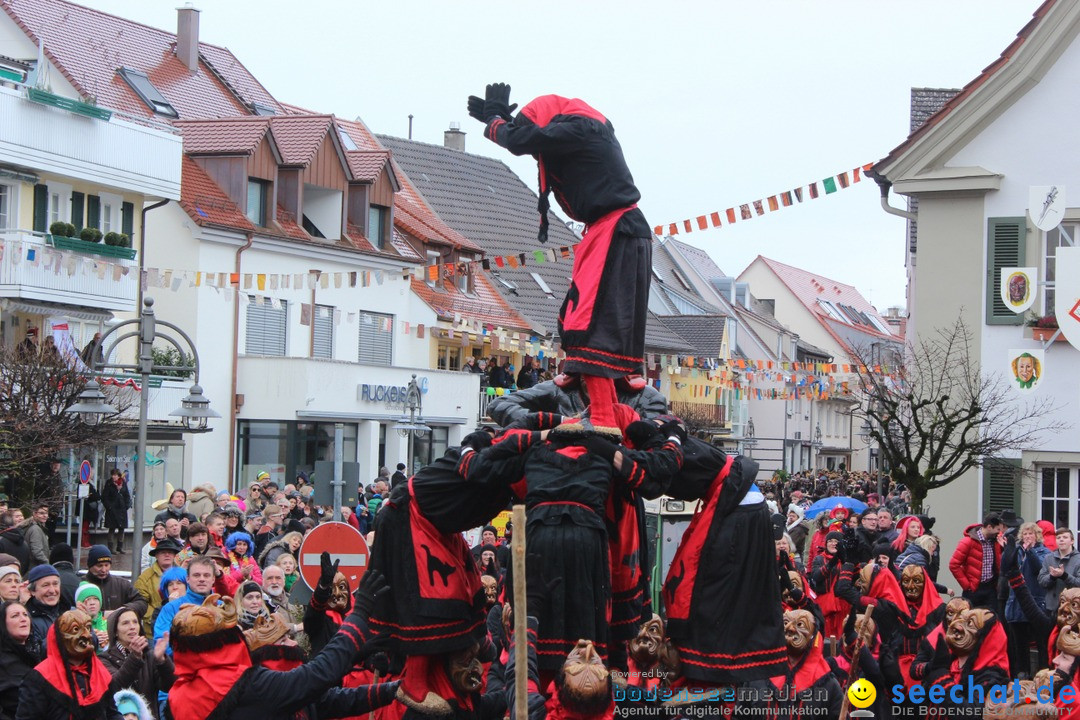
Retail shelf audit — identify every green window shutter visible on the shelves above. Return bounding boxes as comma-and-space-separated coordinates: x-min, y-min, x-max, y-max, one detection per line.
87, 195, 100, 229
982, 458, 1021, 516
33, 184, 48, 232
121, 201, 134, 237
70, 192, 85, 231
986, 217, 1026, 325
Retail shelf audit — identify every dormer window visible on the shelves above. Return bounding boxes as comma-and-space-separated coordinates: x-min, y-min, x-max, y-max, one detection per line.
250, 102, 276, 116
118, 68, 178, 117
368, 204, 389, 250
246, 179, 269, 226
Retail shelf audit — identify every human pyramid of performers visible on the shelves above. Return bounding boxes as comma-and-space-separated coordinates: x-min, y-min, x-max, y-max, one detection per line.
38, 84, 1069, 720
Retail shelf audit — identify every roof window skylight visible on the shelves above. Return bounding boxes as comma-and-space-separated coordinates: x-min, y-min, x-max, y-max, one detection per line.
251, 102, 276, 116
530, 272, 554, 297
118, 68, 178, 117
338, 128, 358, 151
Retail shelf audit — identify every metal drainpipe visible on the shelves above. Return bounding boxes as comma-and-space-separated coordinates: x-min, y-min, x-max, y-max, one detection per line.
228, 233, 255, 493
871, 176, 916, 221
137, 199, 170, 309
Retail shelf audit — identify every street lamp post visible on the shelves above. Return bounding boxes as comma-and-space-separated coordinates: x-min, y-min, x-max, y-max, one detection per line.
66, 297, 219, 577
741, 418, 758, 459
810, 423, 823, 471
391, 374, 431, 474
857, 419, 879, 498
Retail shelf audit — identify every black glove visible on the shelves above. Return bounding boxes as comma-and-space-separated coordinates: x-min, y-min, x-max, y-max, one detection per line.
461, 430, 493, 452
483, 82, 517, 122
350, 568, 389, 619
581, 435, 620, 464
778, 550, 791, 570
318, 551, 340, 590
653, 415, 688, 444
625, 420, 661, 449
1001, 534, 1019, 576
788, 586, 804, 604
467, 95, 486, 123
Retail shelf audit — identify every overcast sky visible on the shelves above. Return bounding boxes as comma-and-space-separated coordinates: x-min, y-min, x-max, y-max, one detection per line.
92, 0, 1039, 311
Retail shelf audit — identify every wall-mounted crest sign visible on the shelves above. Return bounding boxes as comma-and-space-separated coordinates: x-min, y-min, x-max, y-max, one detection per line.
1030, 185, 1065, 232
1008, 348, 1044, 391
1055, 246, 1080, 352
1000, 267, 1037, 314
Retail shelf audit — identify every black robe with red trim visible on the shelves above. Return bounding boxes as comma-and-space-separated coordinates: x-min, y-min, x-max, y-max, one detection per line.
369, 436, 535, 656
458, 431, 682, 670
897, 568, 945, 689
17, 622, 116, 720
921, 615, 1010, 714
661, 438, 787, 683
483, 95, 651, 377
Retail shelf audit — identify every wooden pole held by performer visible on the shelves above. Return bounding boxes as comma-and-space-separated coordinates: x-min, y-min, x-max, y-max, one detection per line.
512, 504, 527, 720
837, 604, 874, 720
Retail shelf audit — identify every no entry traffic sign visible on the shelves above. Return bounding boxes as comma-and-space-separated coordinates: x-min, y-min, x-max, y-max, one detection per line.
298, 521, 369, 591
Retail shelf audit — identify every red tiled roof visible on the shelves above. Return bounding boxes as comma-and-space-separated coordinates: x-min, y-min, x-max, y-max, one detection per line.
175, 117, 270, 155
179, 157, 254, 230
873, 0, 1054, 173
750, 256, 898, 352
274, 205, 308, 241
410, 277, 530, 332
346, 150, 390, 183
270, 115, 334, 166
2, 0, 282, 121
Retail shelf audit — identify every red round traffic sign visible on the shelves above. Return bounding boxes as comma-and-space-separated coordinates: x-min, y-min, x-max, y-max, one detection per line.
298, 521, 370, 591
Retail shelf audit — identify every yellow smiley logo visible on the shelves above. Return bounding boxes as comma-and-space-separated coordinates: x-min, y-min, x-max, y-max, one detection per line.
847, 678, 876, 709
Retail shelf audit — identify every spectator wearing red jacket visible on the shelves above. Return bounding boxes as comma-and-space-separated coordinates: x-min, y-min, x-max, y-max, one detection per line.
949, 512, 1005, 609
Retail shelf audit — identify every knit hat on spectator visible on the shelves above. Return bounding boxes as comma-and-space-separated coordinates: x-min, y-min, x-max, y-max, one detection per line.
0, 553, 20, 569
0, 566, 19, 584
26, 564, 59, 583
76, 581, 103, 605
88, 544, 112, 566
49, 543, 75, 565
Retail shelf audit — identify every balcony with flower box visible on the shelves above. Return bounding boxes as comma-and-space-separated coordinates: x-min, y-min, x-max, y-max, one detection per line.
0, 229, 137, 312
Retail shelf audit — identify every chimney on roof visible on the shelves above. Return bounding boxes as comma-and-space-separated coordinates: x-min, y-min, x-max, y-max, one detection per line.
176, 4, 200, 74
444, 122, 465, 152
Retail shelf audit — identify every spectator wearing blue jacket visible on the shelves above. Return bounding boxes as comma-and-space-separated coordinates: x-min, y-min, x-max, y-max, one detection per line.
1006, 521, 1050, 676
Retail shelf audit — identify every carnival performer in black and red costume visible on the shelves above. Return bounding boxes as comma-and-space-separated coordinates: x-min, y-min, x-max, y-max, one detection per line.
896, 564, 945, 689
809, 531, 850, 640
661, 436, 787, 683
16, 609, 121, 720
740, 610, 842, 719
467, 84, 652, 438
920, 607, 1010, 715
909, 596, 970, 685
164, 566, 397, 720
457, 408, 683, 676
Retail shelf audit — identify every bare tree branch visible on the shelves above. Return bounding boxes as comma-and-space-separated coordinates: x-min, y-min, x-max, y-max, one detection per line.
850, 317, 1068, 512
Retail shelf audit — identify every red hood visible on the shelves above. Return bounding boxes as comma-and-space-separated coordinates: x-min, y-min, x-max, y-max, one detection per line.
905, 567, 944, 628
169, 628, 252, 720
34, 622, 113, 707
867, 566, 910, 614
949, 617, 1008, 681
521, 95, 607, 128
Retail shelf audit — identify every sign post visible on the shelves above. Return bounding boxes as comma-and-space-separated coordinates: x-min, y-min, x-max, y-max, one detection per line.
298, 521, 369, 591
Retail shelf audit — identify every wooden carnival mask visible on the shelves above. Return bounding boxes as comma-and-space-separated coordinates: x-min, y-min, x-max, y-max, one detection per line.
855, 563, 875, 593
447, 642, 484, 694
901, 566, 925, 603
946, 608, 993, 655
481, 576, 498, 607
1059, 588, 1080, 628
783, 609, 817, 655
984, 678, 1057, 718
58, 609, 95, 663
173, 594, 238, 637
782, 571, 803, 604
1057, 623, 1080, 657
243, 613, 290, 653
944, 597, 971, 627
559, 639, 610, 706
329, 572, 350, 613
854, 612, 877, 645
628, 617, 681, 681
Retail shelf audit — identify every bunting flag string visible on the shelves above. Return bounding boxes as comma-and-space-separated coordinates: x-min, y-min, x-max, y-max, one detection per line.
653, 163, 875, 237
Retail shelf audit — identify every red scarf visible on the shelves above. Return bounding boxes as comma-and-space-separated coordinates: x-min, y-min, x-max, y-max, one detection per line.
944, 620, 1008, 686
34, 623, 112, 707
169, 629, 253, 720
867, 566, 910, 616
543, 680, 615, 720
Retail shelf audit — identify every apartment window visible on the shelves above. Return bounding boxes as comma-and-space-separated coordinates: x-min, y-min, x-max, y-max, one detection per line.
0, 184, 13, 229
48, 183, 72, 226
368, 205, 389, 250
99, 193, 121, 234
245, 297, 288, 356
1044, 222, 1077, 314
1040, 466, 1077, 529
358, 311, 393, 366
437, 344, 462, 371
426, 251, 440, 288
247, 179, 269, 227
118, 67, 178, 117
313, 304, 334, 359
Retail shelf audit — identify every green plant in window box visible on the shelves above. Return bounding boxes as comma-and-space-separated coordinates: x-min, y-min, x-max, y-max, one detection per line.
79, 227, 103, 243
103, 232, 130, 247
49, 221, 77, 238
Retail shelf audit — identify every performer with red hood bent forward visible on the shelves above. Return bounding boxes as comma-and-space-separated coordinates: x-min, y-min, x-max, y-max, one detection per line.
467, 83, 652, 439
